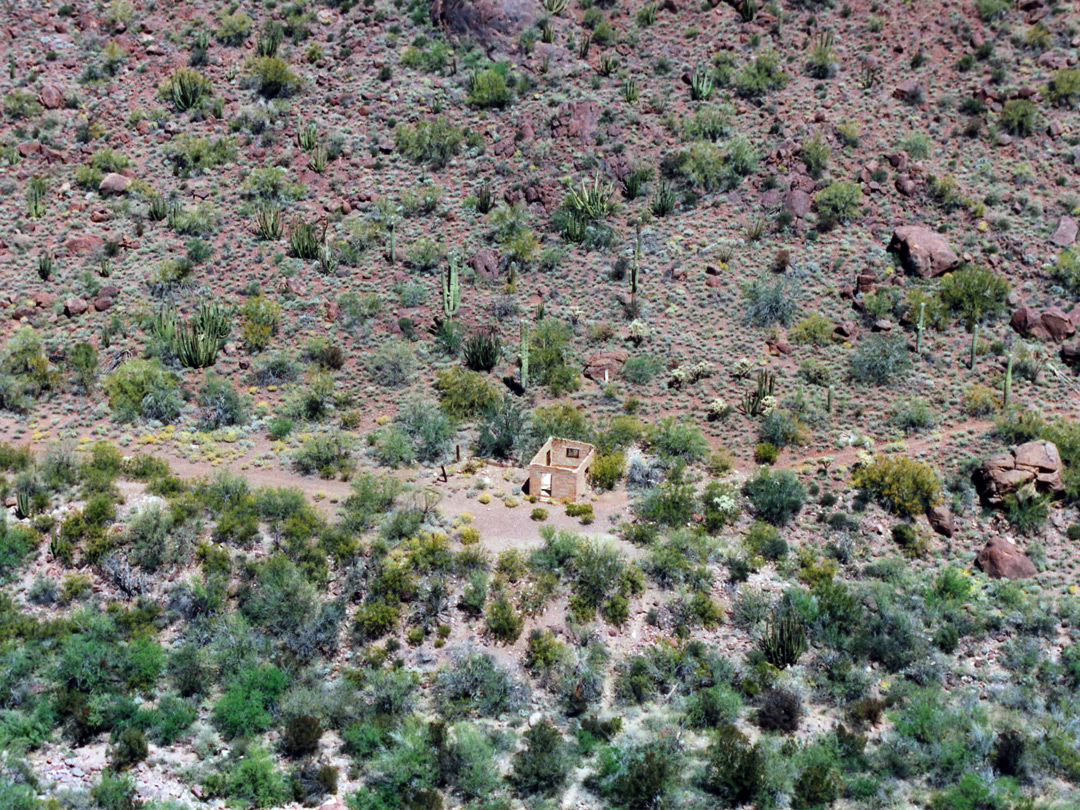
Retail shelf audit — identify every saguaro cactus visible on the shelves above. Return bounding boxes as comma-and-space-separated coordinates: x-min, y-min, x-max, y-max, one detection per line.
442, 254, 462, 320
916, 301, 925, 355
1003, 351, 1013, 408
520, 321, 530, 390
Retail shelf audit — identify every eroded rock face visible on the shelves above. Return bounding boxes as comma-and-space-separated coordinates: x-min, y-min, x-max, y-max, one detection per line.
887, 225, 959, 278
470, 248, 501, 280
431, 0, 536, 49
1011, 305, 1076, 342
551, 101, 601, 142
1051, 215, 1077, 247
583, 350, 628, 383
975, 537, 1037, 580
973, 440, 1064, 506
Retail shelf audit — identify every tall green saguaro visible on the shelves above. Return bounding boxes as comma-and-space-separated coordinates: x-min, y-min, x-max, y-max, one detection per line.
519, 321, 530, 390
442, 254, 462, 320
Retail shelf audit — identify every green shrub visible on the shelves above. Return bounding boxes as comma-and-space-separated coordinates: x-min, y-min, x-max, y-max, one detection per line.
743, 520, 786, 561
436, 366, 502, 419
524, 628, 565, 672
815, 180, 862, 227
743, 468, 805, 526
110, 726, 148, 770
246, 56, 304, 98
486, 594, 524, 643
1053, 247, 1080, 294
215, 10, 252, 45
511, 720, 570, 796
393, 397, 454, 464
852, 455, 942, 518
755, 687, 802, 732
168, 644, 209, 697
530, 318, 580, 395
889, 398, 936, 435
226, 746, 289, 808
800, 132, 830, 177
591, 734, 683, 810
790, 312, 837, 346
1002, 490, 1050, 536
476, 399, 526, 460
646, 416, 709, 462
850, 334, 911, 386
754, 442, 779, 464
735, 49, 789, 97
104, 359, 181, 423
759, 409, 802, 449
685, 686, 743, 729
938, 264, 1010, 327
701, 480, 740, 532
394, 117, 464, 168
164, 134, 235, 178
241, 295, 282, 352
999, 99, 1037, 136
744, 274, 799, 327
92, 772, 138, 810
293, 431, 355, 478
700, 724, 763, 805
622, 355, 664, 385
355, 600, 399, 642
213, 665, 289, 738
468, 69, 512, 107
434, 649, 526, 719
197, 374, 249, 431
1047, 68, 1080, 108
281, 714, 322, 758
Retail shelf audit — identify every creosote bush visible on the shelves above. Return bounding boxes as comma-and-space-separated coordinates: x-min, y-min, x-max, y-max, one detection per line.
852, 455, 942, 518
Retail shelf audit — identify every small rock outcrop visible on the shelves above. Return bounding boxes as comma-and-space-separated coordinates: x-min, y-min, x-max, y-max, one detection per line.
1051, 215, 1077, 247
64, 297, 89, 317
926, 504, 954, 538
583, 350, 628, 383
975, 537, 1037, 580
1010, 305, 1076, 342
887, 225, 960, 278
973, 440, 1064, 506
99, 173, 130, 195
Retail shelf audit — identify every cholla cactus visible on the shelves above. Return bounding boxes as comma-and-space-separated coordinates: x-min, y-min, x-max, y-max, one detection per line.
669, 360, 715, 389
628, 319, 650, 344
706, 398, 733, 421
731, 357, 754, 379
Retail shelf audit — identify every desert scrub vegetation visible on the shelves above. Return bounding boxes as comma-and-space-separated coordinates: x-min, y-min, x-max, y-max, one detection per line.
394, 117, 464, 168
852, 455, 943, 518
5, 0, 1080, 807
245, 56, 304, 98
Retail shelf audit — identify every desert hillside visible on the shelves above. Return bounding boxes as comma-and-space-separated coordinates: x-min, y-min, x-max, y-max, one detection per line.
0, 0, 1079, 808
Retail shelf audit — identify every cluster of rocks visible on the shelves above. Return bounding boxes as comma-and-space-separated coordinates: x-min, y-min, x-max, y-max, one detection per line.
974, 440, 1064, 506
967, 440, 1064, 580
1010, 304, 1078, 343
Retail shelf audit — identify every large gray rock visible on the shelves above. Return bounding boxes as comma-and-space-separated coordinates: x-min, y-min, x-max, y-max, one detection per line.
887, 225, 960, 278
